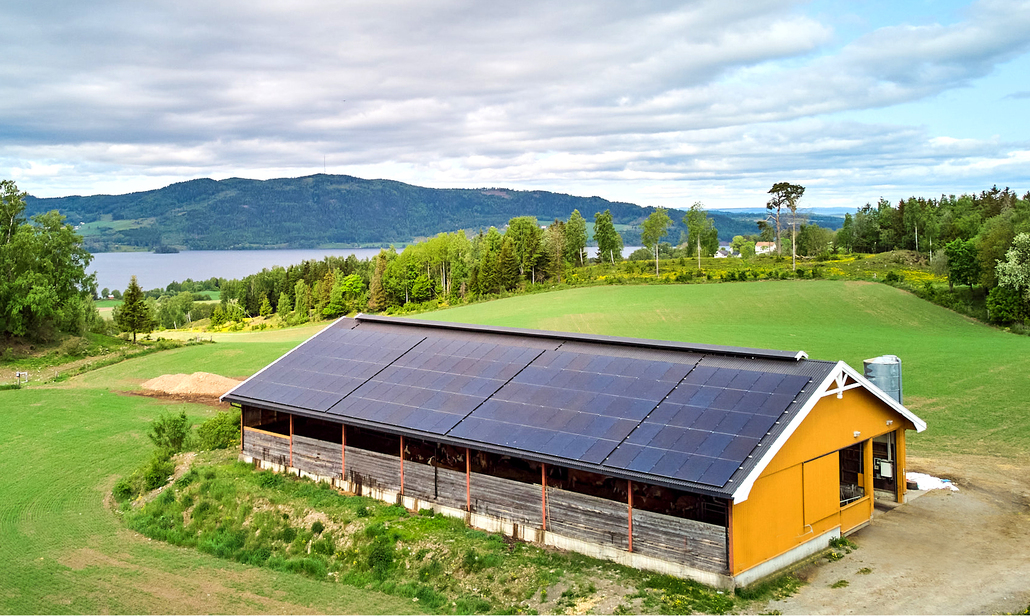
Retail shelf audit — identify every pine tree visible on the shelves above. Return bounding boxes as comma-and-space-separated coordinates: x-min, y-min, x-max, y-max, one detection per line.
114, 275, 154, 343
499, 237, 519, 291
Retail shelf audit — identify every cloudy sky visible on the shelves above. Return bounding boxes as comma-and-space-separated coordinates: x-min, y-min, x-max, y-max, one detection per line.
2, 0, 1028, 209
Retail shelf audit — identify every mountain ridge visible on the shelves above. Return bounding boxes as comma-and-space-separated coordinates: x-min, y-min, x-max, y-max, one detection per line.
25, 174, 843, 251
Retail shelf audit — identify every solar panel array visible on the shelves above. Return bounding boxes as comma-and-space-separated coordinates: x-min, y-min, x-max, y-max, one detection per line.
327, 337, 547, 434
602, 366, 811, 486
449, 350, 698, 463
228, 324, 425, 412
229, 319, 814, 490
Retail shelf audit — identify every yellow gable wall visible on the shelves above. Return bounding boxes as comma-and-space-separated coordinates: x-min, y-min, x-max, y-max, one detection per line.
731, 386, 915, 575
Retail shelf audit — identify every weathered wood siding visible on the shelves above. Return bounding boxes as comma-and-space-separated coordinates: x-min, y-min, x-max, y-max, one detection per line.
633, 509, 728, 572
403, 462, 468, 510
243, 428, 290, 467
293, 434, 342, 478
547, 487, 629, 550
471, 473, 542, 527
244, 429, 728, 574
345, 447, 401, 492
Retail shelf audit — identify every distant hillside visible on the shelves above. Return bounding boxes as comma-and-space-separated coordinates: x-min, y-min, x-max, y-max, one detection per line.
25, 174, 841, 251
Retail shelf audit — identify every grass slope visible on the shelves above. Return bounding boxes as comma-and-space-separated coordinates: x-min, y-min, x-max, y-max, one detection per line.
0, 324, 417, 614
418, 280, 1030, 457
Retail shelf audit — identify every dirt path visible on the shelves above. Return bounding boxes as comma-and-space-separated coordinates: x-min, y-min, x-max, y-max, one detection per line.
760, 454, 1030, 615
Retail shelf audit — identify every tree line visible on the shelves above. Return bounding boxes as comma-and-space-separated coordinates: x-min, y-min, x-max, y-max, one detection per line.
114, 182, 1030, 338
0, 181, 100, 340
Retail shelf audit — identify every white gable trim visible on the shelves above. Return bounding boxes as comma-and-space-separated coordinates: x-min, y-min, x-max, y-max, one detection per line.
730, 361, 926, 504
220, 317, 344, 402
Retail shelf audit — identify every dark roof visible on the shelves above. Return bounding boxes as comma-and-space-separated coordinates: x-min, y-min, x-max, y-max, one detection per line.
224, 315, 838, 499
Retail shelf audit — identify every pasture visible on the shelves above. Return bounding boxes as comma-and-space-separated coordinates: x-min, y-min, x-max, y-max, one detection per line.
420, 280, 1030, 458
0, 323, 417, 614
3, 279, 1027, 613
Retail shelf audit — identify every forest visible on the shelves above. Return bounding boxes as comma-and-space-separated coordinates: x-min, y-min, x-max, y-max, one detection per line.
130, 185, 1029, 332
24, 174, 843, 251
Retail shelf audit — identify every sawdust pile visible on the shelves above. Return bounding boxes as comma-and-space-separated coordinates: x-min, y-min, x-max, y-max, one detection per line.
141, 372, 243, 398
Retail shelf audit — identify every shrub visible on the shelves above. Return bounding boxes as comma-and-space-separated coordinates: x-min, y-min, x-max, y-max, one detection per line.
196, 409, 241, 450
148, 409, 193, 454
144, 451, 176, 491
311, 520, 325, 535
986, 286, 1027, 324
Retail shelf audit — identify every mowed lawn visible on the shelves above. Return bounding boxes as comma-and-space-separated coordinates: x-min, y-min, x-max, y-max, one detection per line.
0, 322, 419, 615
420, 280, 1030, 458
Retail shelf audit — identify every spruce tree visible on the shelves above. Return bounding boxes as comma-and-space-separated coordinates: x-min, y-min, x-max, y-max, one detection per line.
115, 275, 154, 342
499, 237, 519, 291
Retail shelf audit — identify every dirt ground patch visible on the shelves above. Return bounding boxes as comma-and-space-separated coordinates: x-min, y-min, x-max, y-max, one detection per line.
758, 454, 1030, 615
138, 372, 243, 405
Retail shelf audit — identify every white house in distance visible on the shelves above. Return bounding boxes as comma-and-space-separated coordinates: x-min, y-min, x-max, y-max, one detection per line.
755, 242, 776, 255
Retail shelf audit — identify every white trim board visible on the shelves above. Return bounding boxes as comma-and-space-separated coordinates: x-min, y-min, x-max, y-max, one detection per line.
731, 361, 926, 504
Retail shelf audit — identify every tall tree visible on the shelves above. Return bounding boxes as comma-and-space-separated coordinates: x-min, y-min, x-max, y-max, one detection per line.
367, 251, 387, 311
498, 236, 519, 291
835, 213, 855, 254
0, 180, 97, 339
683, 201, 718, 270
294, 279, 311, 317
504, 216, 543, 281
944, 239, 980, 290
768, 182, 806, 270
640, 207, 672, 276
544, 219, 568, 282
114, 275, 154, 343
593, 209, 623, 265
565, 210, 588, 267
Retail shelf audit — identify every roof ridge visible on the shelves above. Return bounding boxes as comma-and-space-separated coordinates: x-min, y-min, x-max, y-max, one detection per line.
354, 314, 809, 362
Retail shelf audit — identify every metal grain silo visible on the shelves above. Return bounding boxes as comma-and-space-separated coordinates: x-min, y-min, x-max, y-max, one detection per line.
864, 355, 902, 403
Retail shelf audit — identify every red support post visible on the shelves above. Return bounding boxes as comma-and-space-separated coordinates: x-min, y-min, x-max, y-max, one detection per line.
541, 464, 548, 531
289, 414, 294, 468
399, 435, 405, 495
627, 480, 634, 553
465, 448, 471, 512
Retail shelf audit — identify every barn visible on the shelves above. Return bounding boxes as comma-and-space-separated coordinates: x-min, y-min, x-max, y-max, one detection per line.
222, 314, 925, 589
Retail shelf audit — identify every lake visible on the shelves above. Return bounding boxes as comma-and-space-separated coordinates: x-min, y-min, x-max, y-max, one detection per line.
89, 247, 642, 293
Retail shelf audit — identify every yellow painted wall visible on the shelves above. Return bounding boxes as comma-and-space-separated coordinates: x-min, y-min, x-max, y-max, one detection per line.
731, 386, 914, 575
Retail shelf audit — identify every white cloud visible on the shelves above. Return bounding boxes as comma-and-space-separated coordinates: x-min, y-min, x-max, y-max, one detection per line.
0, 0, 1028, 207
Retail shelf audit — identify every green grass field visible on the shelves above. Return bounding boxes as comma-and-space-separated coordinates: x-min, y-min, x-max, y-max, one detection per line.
419, 280, 1030, 458
0, 323, 418, 614
4, 279, 1027, 613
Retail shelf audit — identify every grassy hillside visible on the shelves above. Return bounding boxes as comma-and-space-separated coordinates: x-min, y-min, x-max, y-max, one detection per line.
417, 280, 1030, 457
0, 324, 421, 614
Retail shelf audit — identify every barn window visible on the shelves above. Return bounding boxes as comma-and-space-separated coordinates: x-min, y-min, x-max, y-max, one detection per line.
839, 442, 865, 505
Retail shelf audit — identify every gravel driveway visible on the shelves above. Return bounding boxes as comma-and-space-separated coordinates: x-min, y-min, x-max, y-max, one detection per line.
758, 455, 1030, 615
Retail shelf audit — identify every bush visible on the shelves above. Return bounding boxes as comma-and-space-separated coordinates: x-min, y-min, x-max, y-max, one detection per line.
196, 409, 241, 450
148, 409, 193, 453
986, 286, 1027, 324
112, 450, 176, 502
